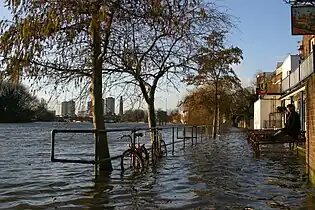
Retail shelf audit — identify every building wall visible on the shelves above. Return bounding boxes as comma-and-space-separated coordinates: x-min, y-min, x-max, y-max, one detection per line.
306, 74, 315, 184
302, 35, 315, 58
279, 55, 299, 80
67, 100, 75, 117
61, 101, 68, 117
254, 96, 282, 129
256, 72, 281, 94
106, 97, 115, 115
254, 100, 261, 129
87, 101, 92, 116
61, 100, 76, 117
119, 96, 124, 116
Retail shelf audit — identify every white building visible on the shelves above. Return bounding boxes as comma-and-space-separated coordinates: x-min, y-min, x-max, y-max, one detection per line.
276, 55, 299, 80
254, 54, 300, 130
61, 100, 75, 117
280, 52, 313, 132
105, 97, 115, 115
254, 95, 282, 129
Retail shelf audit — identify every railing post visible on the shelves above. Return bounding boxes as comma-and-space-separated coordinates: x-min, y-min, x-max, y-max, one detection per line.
94, 130, 98, 177
201, 126, 203, 142
51, 130, 56, 162
195, 126, 198, 144
191, 126, 194, 146
183, 127, 186, 148
172, 127, 175, 155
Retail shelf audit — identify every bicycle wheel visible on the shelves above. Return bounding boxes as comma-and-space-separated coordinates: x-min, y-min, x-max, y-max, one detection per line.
140, 145, 150, 162
121, 149, 144, 171
160, 139, 167, 157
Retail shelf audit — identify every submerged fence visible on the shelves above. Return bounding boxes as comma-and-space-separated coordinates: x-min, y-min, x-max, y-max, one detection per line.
50, 125, 210, 173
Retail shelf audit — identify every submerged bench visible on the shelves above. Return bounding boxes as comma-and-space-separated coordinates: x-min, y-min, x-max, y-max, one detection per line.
247, 129, 306, 151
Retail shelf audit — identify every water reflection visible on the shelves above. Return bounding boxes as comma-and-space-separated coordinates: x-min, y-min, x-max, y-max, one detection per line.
1, 123, 315, 209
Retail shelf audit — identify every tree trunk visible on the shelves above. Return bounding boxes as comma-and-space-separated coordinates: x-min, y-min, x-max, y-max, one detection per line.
212, 82, 218, 139
91, 12, 112, 171
147, 98, 157, 142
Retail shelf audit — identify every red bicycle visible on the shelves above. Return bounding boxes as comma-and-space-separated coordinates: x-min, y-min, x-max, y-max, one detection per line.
119, 130, 149, 171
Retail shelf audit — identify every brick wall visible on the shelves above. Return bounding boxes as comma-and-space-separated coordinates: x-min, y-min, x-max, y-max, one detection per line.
306, 73, 315, 184
256, 72, 281, 94
302, 35, 315, 58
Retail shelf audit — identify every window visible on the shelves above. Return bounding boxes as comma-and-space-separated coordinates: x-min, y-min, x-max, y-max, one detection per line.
310, 37, 315, 52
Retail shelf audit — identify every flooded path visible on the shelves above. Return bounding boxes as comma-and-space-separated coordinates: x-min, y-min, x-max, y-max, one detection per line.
1, 123, 315, 209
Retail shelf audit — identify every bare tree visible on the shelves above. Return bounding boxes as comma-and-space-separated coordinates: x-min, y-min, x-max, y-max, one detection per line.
104, 0, 233, 135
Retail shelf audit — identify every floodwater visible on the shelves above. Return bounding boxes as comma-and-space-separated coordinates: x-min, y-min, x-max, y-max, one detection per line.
0, 122, 315, 209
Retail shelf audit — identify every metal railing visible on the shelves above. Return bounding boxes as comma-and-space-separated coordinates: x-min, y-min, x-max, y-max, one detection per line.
51, 125, 209, 171
281, 51, 314, 93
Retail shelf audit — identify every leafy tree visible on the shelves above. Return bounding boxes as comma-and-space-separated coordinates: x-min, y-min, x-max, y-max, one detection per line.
156, 109, 168, 125
169, 109, 182, 124
0, 0, 144, 171
231, 86, 257, 127
182, 81, 234, 125
0, 82, 52, 122
184, 31, 243, 138
122, 109, 145, 122
34, 99, 56, 121
182, 82, 257, 131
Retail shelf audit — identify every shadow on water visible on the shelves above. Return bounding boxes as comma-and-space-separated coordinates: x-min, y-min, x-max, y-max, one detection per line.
1, 123, 315, 209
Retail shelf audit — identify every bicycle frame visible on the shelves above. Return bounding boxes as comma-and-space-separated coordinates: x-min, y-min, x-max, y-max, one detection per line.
120, 129, 146, 169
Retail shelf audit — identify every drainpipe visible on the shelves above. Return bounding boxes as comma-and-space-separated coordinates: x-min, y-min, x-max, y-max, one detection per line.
301, 91, 304, 131
299, 59, 301, 82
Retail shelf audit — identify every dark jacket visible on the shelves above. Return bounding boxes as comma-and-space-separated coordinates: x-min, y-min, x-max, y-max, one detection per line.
284, 111, 301, 136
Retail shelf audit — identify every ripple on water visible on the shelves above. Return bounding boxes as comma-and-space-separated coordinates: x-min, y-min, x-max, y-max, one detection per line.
1, 123, 315, 209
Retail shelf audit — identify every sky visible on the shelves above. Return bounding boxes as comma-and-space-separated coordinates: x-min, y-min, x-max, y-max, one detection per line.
222, 0, 301, 82
0, 0, 302, 114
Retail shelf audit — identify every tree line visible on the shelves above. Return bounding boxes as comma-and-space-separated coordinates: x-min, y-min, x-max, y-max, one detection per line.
0, 0, 245, 170
0, 82, 55, 123
181, 83, 257, 128
121, 109, 168, 124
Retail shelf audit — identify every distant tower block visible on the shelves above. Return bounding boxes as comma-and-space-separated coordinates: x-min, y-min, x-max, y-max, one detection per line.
105, 97, 115, 115
119, 96, 123, 116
